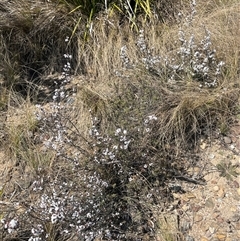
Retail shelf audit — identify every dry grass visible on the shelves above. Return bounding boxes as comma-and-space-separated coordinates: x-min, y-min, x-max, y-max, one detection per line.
0, 0, 81, 92
72, 0, 240, 138
193, 1, 240, 81
155, 87, 238, 151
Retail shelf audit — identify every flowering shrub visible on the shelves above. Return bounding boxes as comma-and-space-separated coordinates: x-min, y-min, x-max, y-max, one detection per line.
1, 1, 239, 241
135, 28, 225, 88
27, 171, 106, 240
132, 1, 225, 88
24, 58, 184, 240
168, 27, 225, 87
30, 100, 164, 240
24, 32, 165, 240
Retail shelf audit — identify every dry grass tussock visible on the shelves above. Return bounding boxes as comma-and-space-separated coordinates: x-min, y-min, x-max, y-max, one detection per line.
0, 0, 81, 93
0, 0, 240, 240
0, 0, 188, 89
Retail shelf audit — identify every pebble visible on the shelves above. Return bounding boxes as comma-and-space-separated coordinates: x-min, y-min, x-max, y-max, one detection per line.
209, 153, 215, 159
230, 144, 235, 150
213, 186, 219, 191
237, 188, 240, 196
200, 142, 207, 149
195, 214, 203, 222
232, 181, 239, 188
209, 227, 215, 234
218, 188, 225, 198
224, 136, 232, 144
192, 166, 201, 173
215, 233, 226, 241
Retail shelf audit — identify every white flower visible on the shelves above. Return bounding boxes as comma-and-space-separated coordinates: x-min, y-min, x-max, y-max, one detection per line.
5, 218, 19, 233
115, 128, 122, 135
51, 214, 58, 224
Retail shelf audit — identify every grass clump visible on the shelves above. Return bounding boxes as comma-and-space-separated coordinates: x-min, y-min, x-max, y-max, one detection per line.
0, 0, 189, 97
0, 0, 79, 96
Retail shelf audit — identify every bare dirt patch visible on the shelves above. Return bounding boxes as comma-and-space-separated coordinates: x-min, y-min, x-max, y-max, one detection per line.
166, 120, 240, 241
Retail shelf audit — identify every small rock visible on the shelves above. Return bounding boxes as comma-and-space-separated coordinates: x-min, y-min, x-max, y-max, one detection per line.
230, 180, 239, 188
213, 186, 219, 191
209, 227, 215, 234
230, 207, 237, 212
230, 144, 235, 150
177, 209, 183, 215
193, 166, 201, 172
200, 238, 209, 241
200, 142, 207, 149
224, 136, 232, 144
237, 188, 240, 196
194, 214, 203, 222
218, 187, 225, 198
209, 153, 215, 159
215, 233, 226, 241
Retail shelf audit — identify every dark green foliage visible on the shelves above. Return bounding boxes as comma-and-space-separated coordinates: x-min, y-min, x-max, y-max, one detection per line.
216, 161, 239, 180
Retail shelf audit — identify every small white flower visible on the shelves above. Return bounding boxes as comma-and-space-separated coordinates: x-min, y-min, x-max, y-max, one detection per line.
51, 214, 58, 224
5, 218, 19, 233
115, 128, 122, 135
